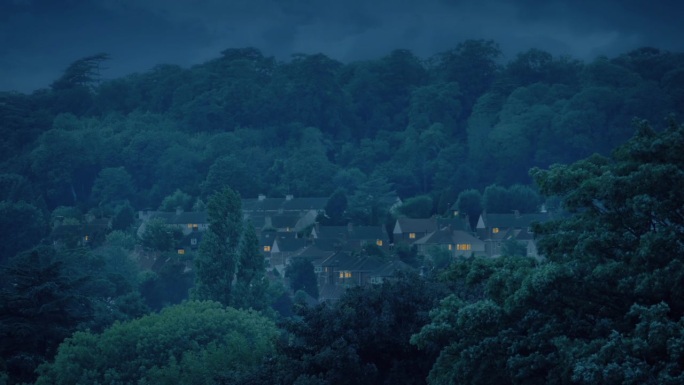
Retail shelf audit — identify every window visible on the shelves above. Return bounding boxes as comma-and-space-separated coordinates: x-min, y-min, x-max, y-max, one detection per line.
263, 245, 271, 252
314, 266, 322, 273
339, 271, 351, 279
448, 244, 453, 250
84, 235, 89, 242
456, 244, 471, 251
187, 224, 193, 228
376, 239, 383, 246
492, 227, 499, 234
192, 224, 199, 230
409, 233, 416, 239
191, 238, 197, 246
178, 249, 185, 255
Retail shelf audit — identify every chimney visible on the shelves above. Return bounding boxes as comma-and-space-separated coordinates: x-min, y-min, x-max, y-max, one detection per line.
285, 194, 294, 201
258, 194, 266, 201
176, 206, 183, 215
347, 222, 353, 233
513, 209, 520, 218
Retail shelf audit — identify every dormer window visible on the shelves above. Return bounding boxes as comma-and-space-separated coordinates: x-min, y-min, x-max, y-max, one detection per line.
492, 227, 499, 234
178, 249, 185, 255
264, 245, 271, 252
376, 240, 383, 246
409, 233, 416, 239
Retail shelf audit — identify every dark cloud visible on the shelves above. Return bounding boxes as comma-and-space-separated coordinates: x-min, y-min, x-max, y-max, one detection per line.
2, 0, 683, 92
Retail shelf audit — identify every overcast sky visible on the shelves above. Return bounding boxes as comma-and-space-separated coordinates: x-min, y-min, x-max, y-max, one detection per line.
2, 0, 683, 93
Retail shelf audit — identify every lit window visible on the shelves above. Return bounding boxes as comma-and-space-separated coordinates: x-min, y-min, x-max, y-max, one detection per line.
84, 235, 89, 241
187, 224, 193, 228
453, 210, 459, 217
409, 233, 416, 239
376, 239, 383, 246
178, 249, 185, 255
448, 244, 453, 250
456, 244, 472, 251
264, 245, 271, 252
192, 224, 199, 230
492, 228, 499, 234
339, 271, 351, 278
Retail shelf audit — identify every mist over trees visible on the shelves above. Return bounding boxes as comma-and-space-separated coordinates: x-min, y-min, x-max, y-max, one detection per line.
1, 40, 684, 384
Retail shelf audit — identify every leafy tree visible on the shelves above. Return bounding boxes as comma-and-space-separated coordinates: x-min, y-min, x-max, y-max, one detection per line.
233, 224, 269, 310
30, 128, 96, 207
110, 201, 135, 231
413, 120, 684, 385
321, 189, 348, 225
261, 273, 447, 385
139, 218, 181, 253
482, 184, 510, 213
432, 39, 502, 113
285, 258, 318, 300
455, 189, 482, 226
0, 173, 38, 204
0, 201, 47, 264
202, 155, 262, 199
51, 53, 110, 91
159, 189, 193, 211
92, 167, 135, 204
192, 187, 243, 306
396, 195, 433, 218
347, 177, 396, 226
34, 301, 278, 385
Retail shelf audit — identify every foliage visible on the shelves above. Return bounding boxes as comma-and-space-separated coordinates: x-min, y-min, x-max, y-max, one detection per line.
396, 195, 433, 218
34, 301, 278, 385
159, 189, 194, 211
285, 258, 319, 300
233, 224, 270, 311
455, 188, 482, 226
414, 121, 684, 384
0, 200, 47, 264
193, 187, 243, 306
139, 217, 181, 252
260, 273, 448, 385
0, 247, 92, 385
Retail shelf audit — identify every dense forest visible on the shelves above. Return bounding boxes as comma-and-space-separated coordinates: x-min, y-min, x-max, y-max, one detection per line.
1, 40, 684, 384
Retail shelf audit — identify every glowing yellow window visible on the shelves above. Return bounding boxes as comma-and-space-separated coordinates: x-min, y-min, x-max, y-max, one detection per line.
264, 245, 271, 252
187, 224, 193, 228
178, 249, 185, 255
193, 224, 199, 229
376, 239, 383, 246
492, 228, 499, 234
339, 271, 351, 278
456, 244, 471, 251
409, 233, 416, 239
84, 235, 89, 241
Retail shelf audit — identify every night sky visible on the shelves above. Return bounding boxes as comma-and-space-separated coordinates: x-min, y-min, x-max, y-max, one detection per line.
2, 0, 683, 93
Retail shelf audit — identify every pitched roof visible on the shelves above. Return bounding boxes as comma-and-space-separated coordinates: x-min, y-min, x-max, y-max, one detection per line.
393, 218, 438, 234
481, 212, 552, 229
414, 228, 484, 247
273, 237, 308, 253
348, 226, 388, 241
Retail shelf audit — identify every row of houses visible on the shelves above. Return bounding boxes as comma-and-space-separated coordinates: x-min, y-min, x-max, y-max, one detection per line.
134, 195, 554, 301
